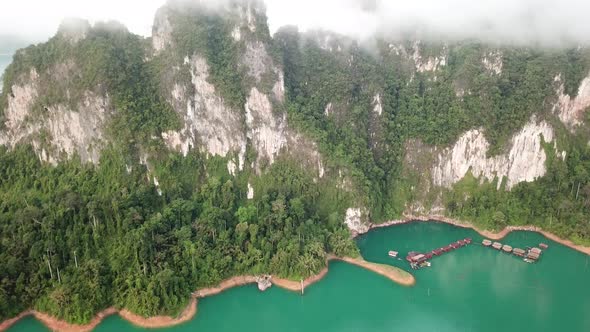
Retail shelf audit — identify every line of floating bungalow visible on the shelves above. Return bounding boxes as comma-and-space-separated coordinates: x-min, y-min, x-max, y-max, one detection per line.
482, 239, 548, 263
387, 238, 473, 270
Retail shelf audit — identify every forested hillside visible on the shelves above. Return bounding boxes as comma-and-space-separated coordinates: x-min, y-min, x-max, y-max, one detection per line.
0, 0, 590, 324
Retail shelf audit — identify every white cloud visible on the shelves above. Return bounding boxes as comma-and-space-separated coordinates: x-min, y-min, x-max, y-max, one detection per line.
266, 0, 590, 46
0, 0, 165, 40
1, 0, 590, 46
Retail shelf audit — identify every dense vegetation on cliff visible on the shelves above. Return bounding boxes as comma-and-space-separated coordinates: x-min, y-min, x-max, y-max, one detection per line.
1, 0, 590, 325
0, 11, 356, 323
275, 29, 590, 238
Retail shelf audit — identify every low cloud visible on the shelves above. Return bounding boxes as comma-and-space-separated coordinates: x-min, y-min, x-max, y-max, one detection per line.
1, 0, 589, 47
266, 0, 590, 47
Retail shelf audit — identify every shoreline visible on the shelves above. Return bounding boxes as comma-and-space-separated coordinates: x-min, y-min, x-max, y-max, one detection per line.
359, 214, 590, 256
272, 255, 415, 292
4, 214, 589, 331
0, 308, 118, 332
0, 256, 413, 332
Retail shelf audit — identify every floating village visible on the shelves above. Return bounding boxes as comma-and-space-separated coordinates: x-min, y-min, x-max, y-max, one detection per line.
390, 238, 549, 269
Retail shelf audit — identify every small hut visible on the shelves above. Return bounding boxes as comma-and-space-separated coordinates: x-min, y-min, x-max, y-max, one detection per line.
502, 245, 513, 253
527, 252, 540, 260
513, 248, 526, 257
411, 254, 426, 262
482, 239, 492, 246
530, 247, 542, 255
492, 242, 502, 250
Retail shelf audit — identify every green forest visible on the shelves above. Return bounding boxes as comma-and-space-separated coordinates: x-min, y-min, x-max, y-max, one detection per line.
275, 29, 590, 241
1, 0, 590, 325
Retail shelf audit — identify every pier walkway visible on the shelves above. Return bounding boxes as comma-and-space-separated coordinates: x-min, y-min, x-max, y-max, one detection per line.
405, 238, 472, 268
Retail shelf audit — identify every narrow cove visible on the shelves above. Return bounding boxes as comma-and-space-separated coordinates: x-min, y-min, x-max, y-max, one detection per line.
8, 221, 590, 332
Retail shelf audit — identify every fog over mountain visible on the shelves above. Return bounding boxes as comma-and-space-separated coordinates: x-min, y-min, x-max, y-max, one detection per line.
1, 0, 590, 46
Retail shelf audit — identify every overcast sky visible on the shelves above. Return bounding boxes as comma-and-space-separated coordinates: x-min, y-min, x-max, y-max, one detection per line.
1, 0, 590, 46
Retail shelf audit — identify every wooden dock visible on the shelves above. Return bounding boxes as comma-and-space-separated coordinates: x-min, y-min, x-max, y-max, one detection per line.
405, 238, 472, 269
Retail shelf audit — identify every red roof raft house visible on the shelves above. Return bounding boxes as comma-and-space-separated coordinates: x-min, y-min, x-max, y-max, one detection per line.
404, 238, 472, 270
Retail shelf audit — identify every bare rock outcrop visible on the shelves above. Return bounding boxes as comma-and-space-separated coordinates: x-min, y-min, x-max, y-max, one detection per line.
553, 73, 590, 132
432, 117, 554, 190
0, 68, 110, 164
344, 208, 370, 235
162, 55, 247, 169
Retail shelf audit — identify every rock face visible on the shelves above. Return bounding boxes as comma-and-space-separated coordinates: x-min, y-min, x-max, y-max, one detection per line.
344, 208, 370, 234
432, 117, 554, 190
152, 7, 173, 53
162, 55, 247, 168
372, 94, 383, 116
412, 41, 447, 73
0, 68, 111, 164
482, 51, 503, 75
159, 3, 324, 177
245, 87, 287, 167
553, 72, 590, 132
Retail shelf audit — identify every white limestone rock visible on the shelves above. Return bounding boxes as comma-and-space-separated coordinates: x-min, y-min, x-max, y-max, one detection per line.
553, 73, 590, 132
372, 94, 383, 116
245, 87, 287, 167
247, 182, 254, 199
0, 68, 110, 164
162, 55, 247, 160
482, 51, 503, 75
412, 41, 447, 73
344, 208, 370, 234
432, 117, 554, 190
152, 7, 173, 53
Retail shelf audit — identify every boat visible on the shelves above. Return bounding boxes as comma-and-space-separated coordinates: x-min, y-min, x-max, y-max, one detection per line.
388, 250, 398, 257
419, 261, 431, 268
523, 258, 534, 263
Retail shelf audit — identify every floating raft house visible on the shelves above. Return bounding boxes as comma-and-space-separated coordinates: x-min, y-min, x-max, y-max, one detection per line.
492, 242, 502, 250
502, 245, 513, 253
539, 243, 549, 249
513, 248, 526, 257
482, 239, 492, 246
530, 247, 542, 255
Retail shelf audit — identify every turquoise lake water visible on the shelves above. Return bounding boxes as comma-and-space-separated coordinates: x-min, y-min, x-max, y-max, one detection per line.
8, 221, 590, 331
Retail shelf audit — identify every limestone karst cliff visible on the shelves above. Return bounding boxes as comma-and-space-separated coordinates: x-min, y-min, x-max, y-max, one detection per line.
1, 0, 589, 235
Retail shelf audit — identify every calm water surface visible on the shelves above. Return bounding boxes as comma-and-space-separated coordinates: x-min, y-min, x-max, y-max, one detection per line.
9, 222, 590, 331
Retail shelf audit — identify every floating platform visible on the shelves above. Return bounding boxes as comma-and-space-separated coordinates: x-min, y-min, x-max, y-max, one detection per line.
405, 238, 472, 269
513, 248, 526, 257
530, 247, 542, 255
483, 240, 547, 263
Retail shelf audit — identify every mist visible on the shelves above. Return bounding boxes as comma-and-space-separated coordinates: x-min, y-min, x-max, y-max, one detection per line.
266, 0, 590, 47
1, 0, 590, 47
